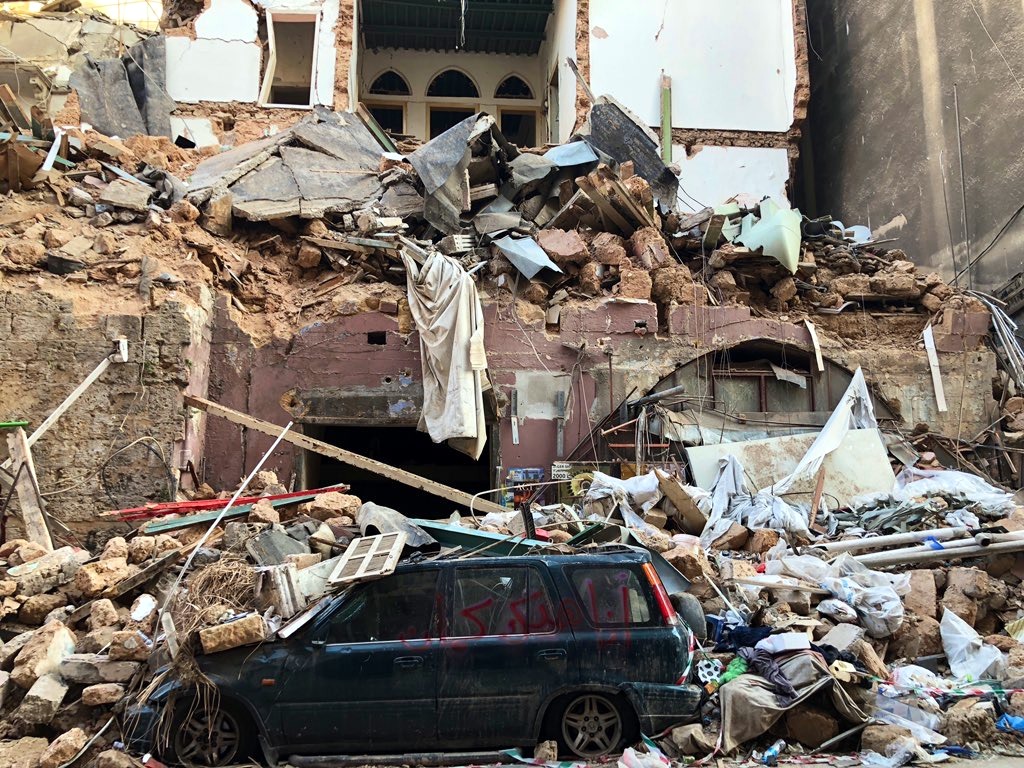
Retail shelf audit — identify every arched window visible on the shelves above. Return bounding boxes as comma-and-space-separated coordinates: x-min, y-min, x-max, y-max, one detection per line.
495, 75, 533, 99
368, 70, 411, 96
426, 69, 479, 98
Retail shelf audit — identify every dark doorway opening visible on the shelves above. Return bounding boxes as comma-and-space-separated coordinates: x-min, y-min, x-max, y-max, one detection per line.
430, 107, 475, 138
303, 425, 492, 518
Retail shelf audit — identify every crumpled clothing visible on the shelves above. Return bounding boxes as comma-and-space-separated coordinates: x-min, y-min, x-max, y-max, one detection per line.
738, 647, 799, 707
717, 625, 772, 651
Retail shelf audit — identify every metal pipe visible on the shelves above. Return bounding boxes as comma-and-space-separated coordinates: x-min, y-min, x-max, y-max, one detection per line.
953, 83, 973, 290
854, 537, 1024, 568
818, 526, 970, 553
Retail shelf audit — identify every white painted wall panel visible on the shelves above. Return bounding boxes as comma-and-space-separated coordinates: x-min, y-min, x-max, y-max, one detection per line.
165, 37, 262, 103
590, 0, 796, 132
671, 145, 790, 210
194, 0, 257, 42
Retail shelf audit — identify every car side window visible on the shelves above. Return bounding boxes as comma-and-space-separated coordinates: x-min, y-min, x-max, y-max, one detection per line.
328, 570, 439, 644
571, 567, 653, 627
451, 566, 555, 637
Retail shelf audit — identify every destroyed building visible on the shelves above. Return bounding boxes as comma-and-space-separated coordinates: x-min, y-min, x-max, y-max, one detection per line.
1, 0, 1024, 766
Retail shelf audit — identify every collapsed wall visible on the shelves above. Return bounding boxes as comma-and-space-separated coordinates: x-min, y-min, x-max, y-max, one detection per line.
0, 288, 212, 543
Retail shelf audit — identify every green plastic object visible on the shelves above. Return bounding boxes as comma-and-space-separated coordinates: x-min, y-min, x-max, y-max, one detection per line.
0, 420, 29, 430
718, 657, 749, 685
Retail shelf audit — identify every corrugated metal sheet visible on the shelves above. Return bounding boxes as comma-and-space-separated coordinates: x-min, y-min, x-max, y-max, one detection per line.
361, 0, 553, 55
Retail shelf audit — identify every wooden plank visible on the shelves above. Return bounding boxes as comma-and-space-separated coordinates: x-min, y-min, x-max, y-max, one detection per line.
809, 466, 827, 531
654, 468, 707, 535
804, 319, 824, 372
5, 428, 53, 551
185, 395, 513, 516
0, 84, 31, 130
576, 174, 634, 234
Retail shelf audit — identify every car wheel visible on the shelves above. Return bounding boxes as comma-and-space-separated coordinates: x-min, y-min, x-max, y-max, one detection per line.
167, 698, 254, 767
670, 591, 707, 641
559, 692, 627, 758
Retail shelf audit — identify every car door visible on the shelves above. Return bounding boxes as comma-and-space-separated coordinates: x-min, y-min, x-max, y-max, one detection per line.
437, 564, 571, 749
275, 568, 442, 754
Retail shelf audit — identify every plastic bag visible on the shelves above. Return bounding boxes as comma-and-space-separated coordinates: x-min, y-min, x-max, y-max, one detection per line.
817, 599, 858, 623
940, 608, 1003, 682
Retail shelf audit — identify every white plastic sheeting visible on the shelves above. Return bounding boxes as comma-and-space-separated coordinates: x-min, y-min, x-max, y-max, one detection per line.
403, 251, 489, 459
700, 368, 878, 543
940, 608, 1004, 682
766, 553, 909, 638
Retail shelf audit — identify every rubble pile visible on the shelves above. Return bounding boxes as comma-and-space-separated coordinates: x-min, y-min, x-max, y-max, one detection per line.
1, 99, 967, 343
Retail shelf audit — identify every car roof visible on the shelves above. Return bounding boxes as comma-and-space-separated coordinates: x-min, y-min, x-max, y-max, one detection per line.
393, 544, 651, 572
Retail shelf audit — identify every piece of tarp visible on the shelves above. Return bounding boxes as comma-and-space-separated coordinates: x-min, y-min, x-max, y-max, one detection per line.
70, 36, 172, 139
402, 251, 489, 460
653, 406, 828, 446
492, 235, 562, 279
579, 96, 678, 212
735, 198, 803, 273
544, 140, 599, 168
717, 651, 869, 754
356, 502, 437, 549
698, 368, 881, 542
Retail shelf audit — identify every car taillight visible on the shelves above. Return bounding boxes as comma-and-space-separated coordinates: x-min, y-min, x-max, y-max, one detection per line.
642, 562, 678, 626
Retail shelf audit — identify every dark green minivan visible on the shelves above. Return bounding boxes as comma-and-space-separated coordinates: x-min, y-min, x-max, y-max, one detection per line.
126, 547, 701, 765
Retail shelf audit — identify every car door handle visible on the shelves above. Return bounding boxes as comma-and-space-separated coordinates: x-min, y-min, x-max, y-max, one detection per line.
394, 656, 424, 669
536, 649, 566, 661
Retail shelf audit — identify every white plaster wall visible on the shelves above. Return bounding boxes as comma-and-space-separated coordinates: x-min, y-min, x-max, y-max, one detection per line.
170, 116, 220, 147
589, 0, 797, 132
671, 145, 790, 211
538, 0, 578, 143
359, 49, 544, 140
194, 0, 257, 41
254, 0, 339, 106
165, 36, 262, 103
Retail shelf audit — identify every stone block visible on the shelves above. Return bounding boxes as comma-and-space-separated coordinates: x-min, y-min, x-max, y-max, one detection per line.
101, 537, 128, 560
88, 599, 121, 631
745, 529, 781, 555
11, 622, 76, 689
711, 522, 749, 551
81, 683, 125, 706
297, 492, 362, 522
627, 227, 671, 269
127, 536, 156, 564
537, 229, 589, 266
8, 547, 90, 597
39, 728, 88, 768
18, 594, 69, 626
74, 557, 135, 598
10, 542, 48, 566
887, 615, 942, 661
0, 629, 35, 671
831, 274, 870, 297
617, 268, 652, 300
591, 232, 628, 265
200, 614, 267, 654
0, 670, 10, 709
905, 570, 937, 619
0, 737, 49, 768
662, 546, 718, 600
95, 750, 138, 768
249, 498, 280, 524
59, 654, 141, 684
108, 630, 151, 662
285, 553, 322, 570
17, 673, 68, 724
76, 628, 116, 654
719, 558, 758, 582
123, 594, 158, 635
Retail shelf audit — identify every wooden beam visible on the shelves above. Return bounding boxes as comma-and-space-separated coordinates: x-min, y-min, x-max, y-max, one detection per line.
5, 428, 53, 551
185, 396, 512, 516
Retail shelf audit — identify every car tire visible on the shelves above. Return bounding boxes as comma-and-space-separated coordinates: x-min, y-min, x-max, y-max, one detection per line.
164, 694, 256, 767
555, 692, 634, 759
670, 591, 707, 641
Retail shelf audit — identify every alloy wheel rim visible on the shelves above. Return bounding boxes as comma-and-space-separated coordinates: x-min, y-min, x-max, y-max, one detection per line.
561, 694, 622, 757
174, 707, 241, 767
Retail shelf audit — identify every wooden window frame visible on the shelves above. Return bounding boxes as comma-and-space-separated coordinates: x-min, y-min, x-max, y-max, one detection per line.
259, 9, 321, 109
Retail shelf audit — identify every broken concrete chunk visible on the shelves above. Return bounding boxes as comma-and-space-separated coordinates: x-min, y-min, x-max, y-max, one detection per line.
11, 622, 77, 689
59, 653, 141, 684
617, 267, 652, 300
711, 522, 750, 551
0, 539, 29, 559
249, 498, 280, 524
905, 570, 938, 619
200, 613, 267, 654
123, 594, 158, 635
16, 673, 68, 724
830, 273, 870, 297
76, 627, 116, 654
39, 727, 88, 768
94, 750, 138, 768
81, 682, 125, 706
10, 541, 48, 566
0, 737, 49, 768
98, 179, 153, 213
591, 232, 628, 265
651, 265, 700, 305
820, 622, 865, 652
627, 226, 671, 269
0, 629, 34, 671
860, 724, 916, 754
